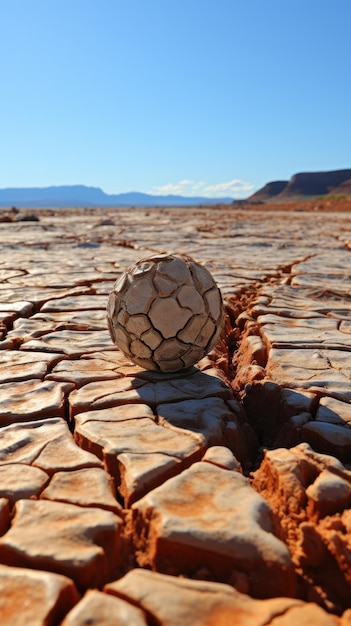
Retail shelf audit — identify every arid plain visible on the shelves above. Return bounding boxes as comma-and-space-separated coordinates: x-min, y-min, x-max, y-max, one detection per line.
0, 200, 351, 625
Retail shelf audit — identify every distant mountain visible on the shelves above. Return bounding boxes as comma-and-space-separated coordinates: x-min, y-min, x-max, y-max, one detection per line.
0, 185, 233, 208
245, 181, 288, 203
247, 169, 351, 203
324, 177, 351, 197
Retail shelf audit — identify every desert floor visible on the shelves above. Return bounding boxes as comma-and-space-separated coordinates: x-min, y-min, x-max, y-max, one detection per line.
0, 202, 351, 625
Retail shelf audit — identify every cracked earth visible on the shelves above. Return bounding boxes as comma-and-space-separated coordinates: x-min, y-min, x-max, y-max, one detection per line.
0, 203, 351, 625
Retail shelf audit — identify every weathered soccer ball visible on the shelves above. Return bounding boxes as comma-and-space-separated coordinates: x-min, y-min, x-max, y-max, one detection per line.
107, 253, 224, 372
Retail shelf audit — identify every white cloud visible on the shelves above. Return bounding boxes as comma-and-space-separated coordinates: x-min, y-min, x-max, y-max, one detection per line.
192, 182, 206, 191
149, 181, 198, 196
148, 178, 253, 198
203, 179, 254, 196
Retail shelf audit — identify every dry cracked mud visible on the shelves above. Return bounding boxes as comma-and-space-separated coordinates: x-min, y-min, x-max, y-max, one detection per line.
0, 202, 351, 624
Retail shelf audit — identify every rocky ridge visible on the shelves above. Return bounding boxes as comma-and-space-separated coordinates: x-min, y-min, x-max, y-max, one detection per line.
0, 203, 351, 623
247, 168, 351, 202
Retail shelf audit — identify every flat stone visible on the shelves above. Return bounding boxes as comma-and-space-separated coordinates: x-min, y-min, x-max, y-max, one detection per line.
0, 337, 16, 350
21, 329, 112, 356
0, 464, 49, 506
72, 402, 210, 504
131, 461, 296, 598
0, 563, 79, 626
267, 348, 333, 376
105, 569, 336, 626
75, 416, 203, 504
7, 318, 68, 344
0, 350, 62, 383
157, 397, 229, 447
267, 348, 351, 400
0, 301, 33, 315
260, 318, 351, 350
291, 273, 351, 292
154, 369, 233, 403
8, 272, 115, 288
0, 499, 122, 590
302, 422, 351, 463
291, 253, 351, 277
324, 349, 351, 380
279, 388, 316, 418
306, 470, 351, 517
0, 418, 102, 473
0, 379, 74, 426
202, 445, 241, 471
93, 280, 116, 294
40, 467, 122, 514
40, 294, 108, 311
81, 349, 145, 376
33, 309, 107, 326
339, 319, 351, 334
252, 284, 351, 319
69, 377, 155, 418
68, 361, 233, 416
7, 312, 107, 343
259, 314, 339, 331
0, 285, 92, 305
117, 452, 182, 506
61, 589, 148, 626
316, 396, 351, 426
47, 355, 124, 387
74, 403, 156, 426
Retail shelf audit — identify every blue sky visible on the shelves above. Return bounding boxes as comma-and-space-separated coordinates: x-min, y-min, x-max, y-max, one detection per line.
0, 0, 350, 198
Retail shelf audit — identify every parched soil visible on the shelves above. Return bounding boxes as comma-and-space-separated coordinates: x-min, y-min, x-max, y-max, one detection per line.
0, 202, 351, 625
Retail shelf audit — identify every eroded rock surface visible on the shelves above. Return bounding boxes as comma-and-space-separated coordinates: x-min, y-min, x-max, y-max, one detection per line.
252, 443, 351, 613
131, 455, 296, 598
0, 499, 122, 590
0, 204, 351, 623
0, 564, 79, 626
104, 569, 337, 626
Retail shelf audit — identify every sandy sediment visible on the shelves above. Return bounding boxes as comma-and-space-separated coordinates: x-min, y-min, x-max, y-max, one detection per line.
0, 202, 351, 623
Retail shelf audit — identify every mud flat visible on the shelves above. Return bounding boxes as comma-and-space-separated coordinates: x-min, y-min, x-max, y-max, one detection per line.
0, 203, 351, 624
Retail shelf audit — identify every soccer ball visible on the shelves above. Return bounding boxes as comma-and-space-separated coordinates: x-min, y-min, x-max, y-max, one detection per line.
107, 253, 224, 372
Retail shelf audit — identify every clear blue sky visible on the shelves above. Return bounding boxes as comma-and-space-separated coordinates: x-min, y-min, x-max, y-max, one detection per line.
0, 0, 350, 198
